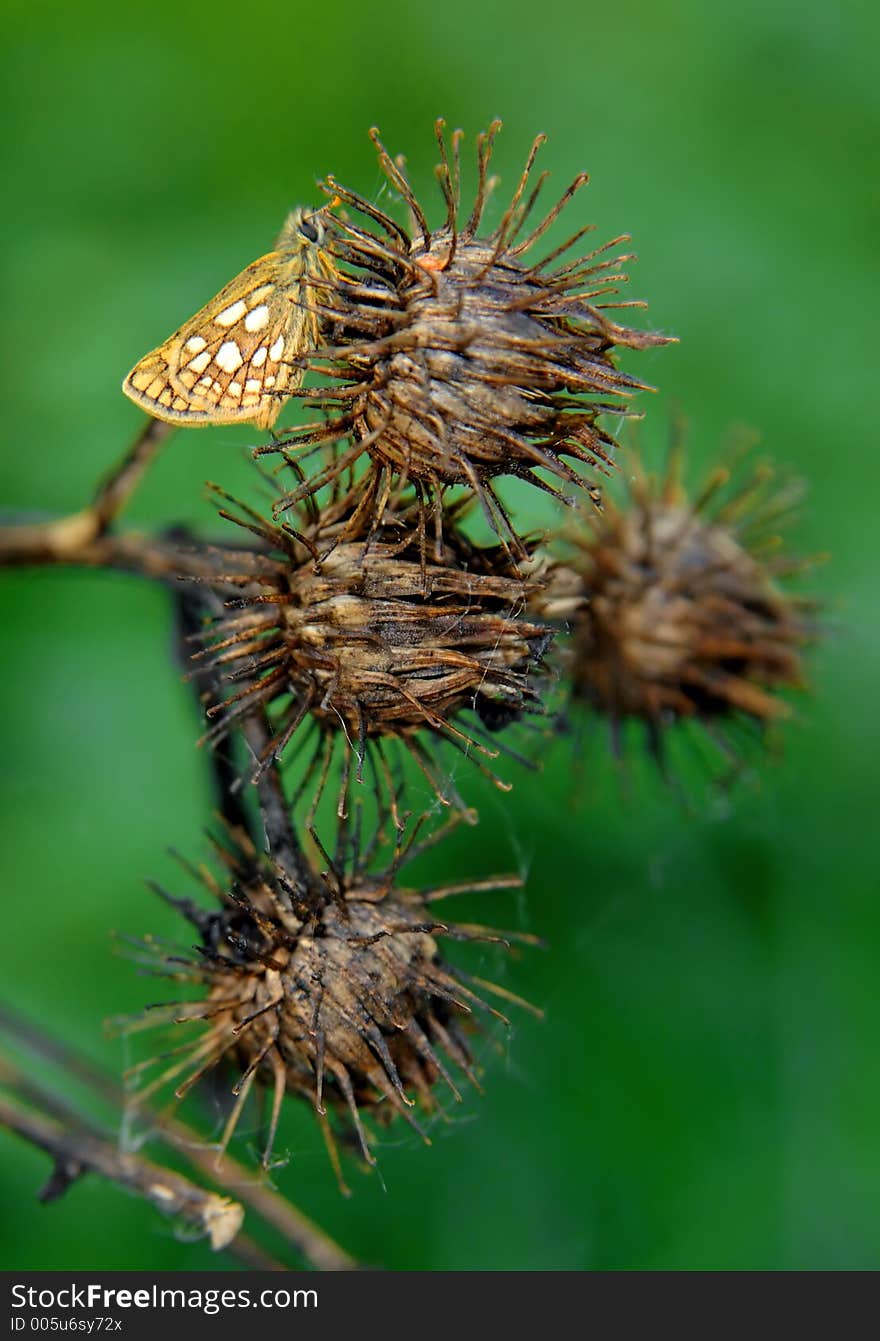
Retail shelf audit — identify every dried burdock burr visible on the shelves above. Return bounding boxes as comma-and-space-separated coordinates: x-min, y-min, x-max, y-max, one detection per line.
193, 482, 555, 817
127, 817, 537, 1180
539, 441, 818, 766
260, 120, 673, 550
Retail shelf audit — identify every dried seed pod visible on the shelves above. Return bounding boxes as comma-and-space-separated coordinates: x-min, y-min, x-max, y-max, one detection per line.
542, 442, 818, 764
129, 823, 536, 1176
261, 120, 673, 549
194, 486, 554, 816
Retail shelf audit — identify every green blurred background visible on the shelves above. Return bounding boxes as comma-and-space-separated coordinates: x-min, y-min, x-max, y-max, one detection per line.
1, 0, 877, 1270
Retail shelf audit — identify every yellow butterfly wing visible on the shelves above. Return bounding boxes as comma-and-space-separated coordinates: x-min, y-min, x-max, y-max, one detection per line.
123, 242, 325, 431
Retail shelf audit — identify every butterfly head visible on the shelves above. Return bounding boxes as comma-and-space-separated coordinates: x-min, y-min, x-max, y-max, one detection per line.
277, 207, 328, 252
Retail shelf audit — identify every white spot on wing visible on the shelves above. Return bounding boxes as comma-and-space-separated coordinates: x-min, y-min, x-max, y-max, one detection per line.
184, 335, 207, 354
245, 378, 261, 393
215, 300, 247, 327
244, 304, 270, 332
228, 381, 242, 396
188, 350, 211, 374
216, 341, 244, 374
252, 346, 268, 367
268, 336, 284, 361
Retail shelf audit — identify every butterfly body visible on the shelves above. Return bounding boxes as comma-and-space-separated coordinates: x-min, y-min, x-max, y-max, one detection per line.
122, 209, 333, 430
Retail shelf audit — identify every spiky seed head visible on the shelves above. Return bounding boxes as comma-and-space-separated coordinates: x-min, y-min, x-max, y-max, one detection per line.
132, 828, 534, 1174
540, 443, 818, 762
196, 486, 555, 813
263, 121, 673, 549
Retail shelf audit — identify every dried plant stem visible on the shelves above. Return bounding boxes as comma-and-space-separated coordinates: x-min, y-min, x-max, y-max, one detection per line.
0, 1079, 244, 1252
168, 1132, 357, 1272
0, 1003, 356, 1271
0, 418, 171, 565
92, 418, 173, 529
170, 580, 318, 896
172, 582, 252, 835
0, 1051, 284, 1268
240, 712, 318, 901
0, 524, 231, 581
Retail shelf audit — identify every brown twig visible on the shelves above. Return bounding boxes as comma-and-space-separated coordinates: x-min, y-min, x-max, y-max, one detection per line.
0, 418, 357, 1269
241, 714, 320, 903
0, 418, 171, 565
0, 425, 349, 908
0, 523, 249, 581
169, 583, 318, 897
92, 418, 173, 530
0, 1053, 283, 1270
0, 1083, 244, 1252
171, 579, 253, 835
164, 1125, 357, 1272
0, 1003, 357, 1271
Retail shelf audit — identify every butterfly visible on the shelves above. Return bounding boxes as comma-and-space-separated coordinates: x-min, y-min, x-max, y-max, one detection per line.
122, 208, 335, 430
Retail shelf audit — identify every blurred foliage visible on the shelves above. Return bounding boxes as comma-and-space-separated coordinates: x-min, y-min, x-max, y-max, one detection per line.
1, 0, 877, 1269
